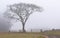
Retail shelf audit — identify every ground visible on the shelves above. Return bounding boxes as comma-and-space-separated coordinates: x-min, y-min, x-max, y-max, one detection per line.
0, 31, 60, 38
44, 30, 60, 38
0, 32, 45, 38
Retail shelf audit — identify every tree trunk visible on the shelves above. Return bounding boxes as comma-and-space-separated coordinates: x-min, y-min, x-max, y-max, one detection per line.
22, 23, 26, 32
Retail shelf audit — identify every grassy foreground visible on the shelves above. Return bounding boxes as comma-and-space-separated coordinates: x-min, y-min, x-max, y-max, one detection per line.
0, 31, 60, 38
0, 32, 45, 38
44, 31, 60, 35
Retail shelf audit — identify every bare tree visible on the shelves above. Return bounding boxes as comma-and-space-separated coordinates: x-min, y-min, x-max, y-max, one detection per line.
4, 3, 43, 32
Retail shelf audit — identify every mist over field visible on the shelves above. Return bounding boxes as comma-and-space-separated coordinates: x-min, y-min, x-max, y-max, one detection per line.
0, 0, 60, 32
0, 16, 11, 32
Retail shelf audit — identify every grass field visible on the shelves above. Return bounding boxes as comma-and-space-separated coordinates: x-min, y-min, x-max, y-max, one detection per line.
44, 30, 60, 35
0, 31, 60, 38
0, 32, 45, 38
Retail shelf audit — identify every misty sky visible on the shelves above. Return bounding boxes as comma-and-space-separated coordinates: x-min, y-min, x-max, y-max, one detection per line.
0, 0, 60, 31
0, 16, 11, 32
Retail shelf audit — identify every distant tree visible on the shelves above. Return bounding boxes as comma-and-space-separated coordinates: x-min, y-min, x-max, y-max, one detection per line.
4, 3, 43, 32
40, 29, 43, 32
52, 29, 55, 31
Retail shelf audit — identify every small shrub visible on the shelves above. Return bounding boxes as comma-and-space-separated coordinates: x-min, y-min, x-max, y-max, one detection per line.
38, 36, 45, 38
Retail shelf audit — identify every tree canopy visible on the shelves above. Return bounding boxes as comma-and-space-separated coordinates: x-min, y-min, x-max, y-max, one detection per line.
4, 3, 43, 32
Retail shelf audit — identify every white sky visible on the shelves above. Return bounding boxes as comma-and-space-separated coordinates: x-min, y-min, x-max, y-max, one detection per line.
0, 0, 60, 31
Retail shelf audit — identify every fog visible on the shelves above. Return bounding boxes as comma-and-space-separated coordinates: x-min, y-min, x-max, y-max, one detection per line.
0, 0, 60, 31
0, 16, 11, 32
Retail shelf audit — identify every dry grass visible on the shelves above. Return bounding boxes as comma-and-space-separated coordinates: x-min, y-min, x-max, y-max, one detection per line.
44, 31, 60, 35
0, 32, 45, 38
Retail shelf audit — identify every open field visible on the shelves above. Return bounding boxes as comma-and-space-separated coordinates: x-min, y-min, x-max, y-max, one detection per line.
44, 31, 60, 38
0, 31, 60, 38
44, 31, 60, 35
0, 32, 45, 38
